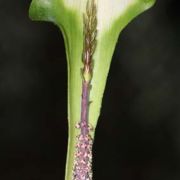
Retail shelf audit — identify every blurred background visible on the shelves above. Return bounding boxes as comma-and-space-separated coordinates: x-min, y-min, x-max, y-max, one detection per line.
0, 0, 180, 179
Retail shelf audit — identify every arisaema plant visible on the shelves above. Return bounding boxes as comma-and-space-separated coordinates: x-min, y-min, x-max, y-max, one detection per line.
29, 0, 156, 179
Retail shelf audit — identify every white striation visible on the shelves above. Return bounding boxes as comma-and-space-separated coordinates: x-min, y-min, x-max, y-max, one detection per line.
97, 0, 136, 31
64, 0, 137, 31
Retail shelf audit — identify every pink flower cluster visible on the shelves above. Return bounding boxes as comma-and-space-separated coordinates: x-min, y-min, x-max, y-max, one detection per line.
73, 131, 93, 180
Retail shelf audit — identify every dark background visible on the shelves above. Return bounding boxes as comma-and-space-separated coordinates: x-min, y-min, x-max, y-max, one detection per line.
0, 0, 180, 179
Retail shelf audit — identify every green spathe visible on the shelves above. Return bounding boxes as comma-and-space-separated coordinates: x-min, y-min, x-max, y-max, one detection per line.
29, 0, 156, 180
